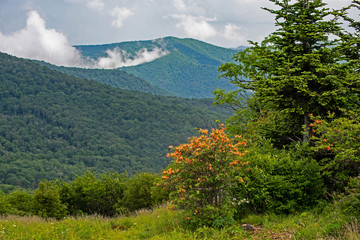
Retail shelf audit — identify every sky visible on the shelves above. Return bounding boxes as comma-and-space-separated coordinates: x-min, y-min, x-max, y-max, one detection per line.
0, 0, 355, 68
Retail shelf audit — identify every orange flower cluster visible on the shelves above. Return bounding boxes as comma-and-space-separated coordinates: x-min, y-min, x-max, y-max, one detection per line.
160, 126, 249, 211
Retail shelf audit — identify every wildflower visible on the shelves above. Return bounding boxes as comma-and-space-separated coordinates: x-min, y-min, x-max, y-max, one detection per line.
169, 205, 175, 213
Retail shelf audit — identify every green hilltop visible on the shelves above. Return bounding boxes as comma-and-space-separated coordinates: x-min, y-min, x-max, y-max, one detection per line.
0, 52, 231, 190
75, 37, 240, 98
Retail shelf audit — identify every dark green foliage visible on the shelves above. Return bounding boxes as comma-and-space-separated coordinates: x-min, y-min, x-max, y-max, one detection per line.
1, 171, 164, 218
0, 184, 22, 194
233, 141, 324, 214
337, 0, 360, 62
6, 190, 33, 215
150, 179, 169, 206
217, 0, 359, 145
0, 190, 10, 215
335, 177, 360, 218
32, 182, 67, 219
0, 52, 231, 189
58, 172, 126, 216
121, 172, 159, 212
310, 112, 360, 192
76, 37, 239, 98
41, 63, 170, 96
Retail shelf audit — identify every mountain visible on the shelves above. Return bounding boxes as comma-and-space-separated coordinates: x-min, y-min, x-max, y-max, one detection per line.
0, 52, 232, 189
41, 63, 171, 96
75, 37, 239, 98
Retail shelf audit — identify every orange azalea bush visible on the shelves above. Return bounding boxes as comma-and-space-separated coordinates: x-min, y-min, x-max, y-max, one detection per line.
161, 125, 248, 228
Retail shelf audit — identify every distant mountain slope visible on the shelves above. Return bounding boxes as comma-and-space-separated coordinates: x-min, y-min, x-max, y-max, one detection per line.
41, 63, 171, 96
0, 52, 231, 189
75, 37, 240, 98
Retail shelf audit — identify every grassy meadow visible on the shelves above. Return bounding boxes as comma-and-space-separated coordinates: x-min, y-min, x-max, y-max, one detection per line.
1, 204, 359, 240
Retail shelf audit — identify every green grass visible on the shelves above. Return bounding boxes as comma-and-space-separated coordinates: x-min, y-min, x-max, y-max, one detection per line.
0, 206, 191, 240
1, 205, 359, 239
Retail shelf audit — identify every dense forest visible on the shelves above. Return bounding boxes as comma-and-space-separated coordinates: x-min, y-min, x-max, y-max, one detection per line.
40, 63, 171, 96
0, 52, 231, 190
75, 37, 240, 98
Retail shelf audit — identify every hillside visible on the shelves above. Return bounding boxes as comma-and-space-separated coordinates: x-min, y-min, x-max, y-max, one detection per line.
0, 52, 232, 189
75, 37, 240, 98
41, 63, 171, 96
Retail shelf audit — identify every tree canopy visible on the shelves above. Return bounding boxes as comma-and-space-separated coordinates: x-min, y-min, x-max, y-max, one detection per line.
216, 0, 360, 145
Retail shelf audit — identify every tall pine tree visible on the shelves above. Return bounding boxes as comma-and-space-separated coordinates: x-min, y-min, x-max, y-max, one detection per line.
217, 0, 360, 145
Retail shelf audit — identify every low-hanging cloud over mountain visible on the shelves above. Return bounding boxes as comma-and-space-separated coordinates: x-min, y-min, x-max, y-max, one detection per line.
0, 11, 168, 68
94, 47, 169, 69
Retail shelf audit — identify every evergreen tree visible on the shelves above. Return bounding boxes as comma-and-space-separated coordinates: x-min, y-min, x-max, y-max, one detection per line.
216, 0, 359, 145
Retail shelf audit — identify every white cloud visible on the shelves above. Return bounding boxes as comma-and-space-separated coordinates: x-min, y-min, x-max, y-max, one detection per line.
111, 7, 133, 28
66, 0, 104, 10
223, 24, 248, 45
173, 0, 187, 11
93, 47, 169, 69
0, 11, 169, 68
87, 0, 104, 10
0, 11, 84, 67
171, 14, 217, 39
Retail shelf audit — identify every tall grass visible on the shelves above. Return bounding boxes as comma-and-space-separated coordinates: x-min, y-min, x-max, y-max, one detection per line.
0, 205, 359, 239
0, 205, 193, 240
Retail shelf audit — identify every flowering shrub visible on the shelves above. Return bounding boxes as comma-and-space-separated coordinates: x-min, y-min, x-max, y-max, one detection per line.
161, 126, 248, 228
310, 112, 360, 191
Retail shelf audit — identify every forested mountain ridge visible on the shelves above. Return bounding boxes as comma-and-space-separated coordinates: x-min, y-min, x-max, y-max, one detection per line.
75, 37, 240, 98
0, 52, 232, 190
41, 63, 171, 96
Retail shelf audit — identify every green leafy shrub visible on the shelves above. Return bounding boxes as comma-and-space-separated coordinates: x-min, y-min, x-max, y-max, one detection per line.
7, 190, 33, 215
58, 171, 126, 216
333, 177, 360, 219
0, 190, 11, 215
233, 140, 324, 214
32, 181, 67, 219
150, 178, 169, 206
121, 172, 160, 212
310, 112, 360, 192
